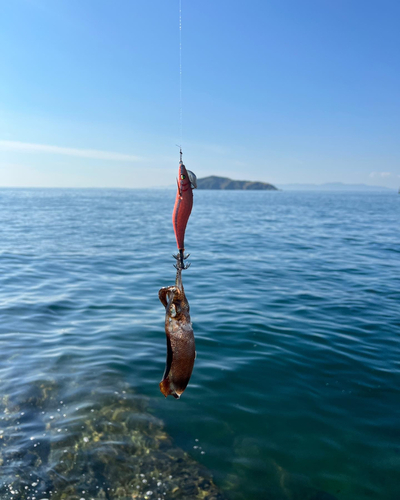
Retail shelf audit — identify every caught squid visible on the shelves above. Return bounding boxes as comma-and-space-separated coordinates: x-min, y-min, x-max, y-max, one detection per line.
159, 265, 195, 399
172, 150, 197, 269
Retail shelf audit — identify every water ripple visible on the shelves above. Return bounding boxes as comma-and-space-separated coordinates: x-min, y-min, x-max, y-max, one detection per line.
1, 189, 399, 499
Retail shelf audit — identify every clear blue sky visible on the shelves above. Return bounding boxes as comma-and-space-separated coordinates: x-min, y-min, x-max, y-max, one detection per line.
1, 0, 399, 188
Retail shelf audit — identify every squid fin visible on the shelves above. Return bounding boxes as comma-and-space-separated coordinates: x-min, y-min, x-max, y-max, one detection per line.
159, 379, 180, 399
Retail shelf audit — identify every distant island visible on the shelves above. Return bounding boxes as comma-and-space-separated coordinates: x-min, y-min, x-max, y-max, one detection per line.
197, 176, 278, 190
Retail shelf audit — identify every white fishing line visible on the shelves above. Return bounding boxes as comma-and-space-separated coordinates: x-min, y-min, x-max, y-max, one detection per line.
179, 0, 183, 148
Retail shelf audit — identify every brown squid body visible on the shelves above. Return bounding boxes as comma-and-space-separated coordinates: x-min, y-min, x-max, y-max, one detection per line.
158, 268, 195, 399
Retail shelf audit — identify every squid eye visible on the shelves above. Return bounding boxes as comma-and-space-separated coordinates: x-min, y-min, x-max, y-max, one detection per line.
181, 174, 186, 180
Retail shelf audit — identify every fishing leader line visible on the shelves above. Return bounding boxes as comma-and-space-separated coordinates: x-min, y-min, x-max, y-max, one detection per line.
179, 0, 183, 148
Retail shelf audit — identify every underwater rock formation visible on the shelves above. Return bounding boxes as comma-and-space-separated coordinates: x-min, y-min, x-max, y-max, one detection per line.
0, 379, 225, 500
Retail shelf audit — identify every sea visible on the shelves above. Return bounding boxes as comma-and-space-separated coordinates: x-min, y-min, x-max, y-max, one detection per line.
0, 188, 399, 500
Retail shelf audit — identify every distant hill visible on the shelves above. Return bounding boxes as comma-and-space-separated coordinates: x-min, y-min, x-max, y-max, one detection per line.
197, 176, 277, 190
277, 182, 393, 192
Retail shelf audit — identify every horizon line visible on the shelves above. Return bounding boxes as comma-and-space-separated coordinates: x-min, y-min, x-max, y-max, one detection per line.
0, 185, 396, 191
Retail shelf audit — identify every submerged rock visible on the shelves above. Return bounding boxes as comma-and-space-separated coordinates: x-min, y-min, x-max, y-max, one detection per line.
0, 379, 225, 500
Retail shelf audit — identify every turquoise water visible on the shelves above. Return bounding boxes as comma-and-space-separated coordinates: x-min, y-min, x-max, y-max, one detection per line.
0, 188, 399, 500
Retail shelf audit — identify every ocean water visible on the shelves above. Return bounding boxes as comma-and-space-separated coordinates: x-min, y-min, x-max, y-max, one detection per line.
0, 188, 399, 500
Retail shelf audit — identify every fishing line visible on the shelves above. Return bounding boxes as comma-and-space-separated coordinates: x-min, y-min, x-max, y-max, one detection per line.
179, 0, 183, 148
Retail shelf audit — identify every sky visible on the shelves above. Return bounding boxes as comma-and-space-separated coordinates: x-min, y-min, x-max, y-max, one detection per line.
0, 0, 399, 188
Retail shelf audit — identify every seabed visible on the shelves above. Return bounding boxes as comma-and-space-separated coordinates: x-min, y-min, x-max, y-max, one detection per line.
0, 378, 224, 500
